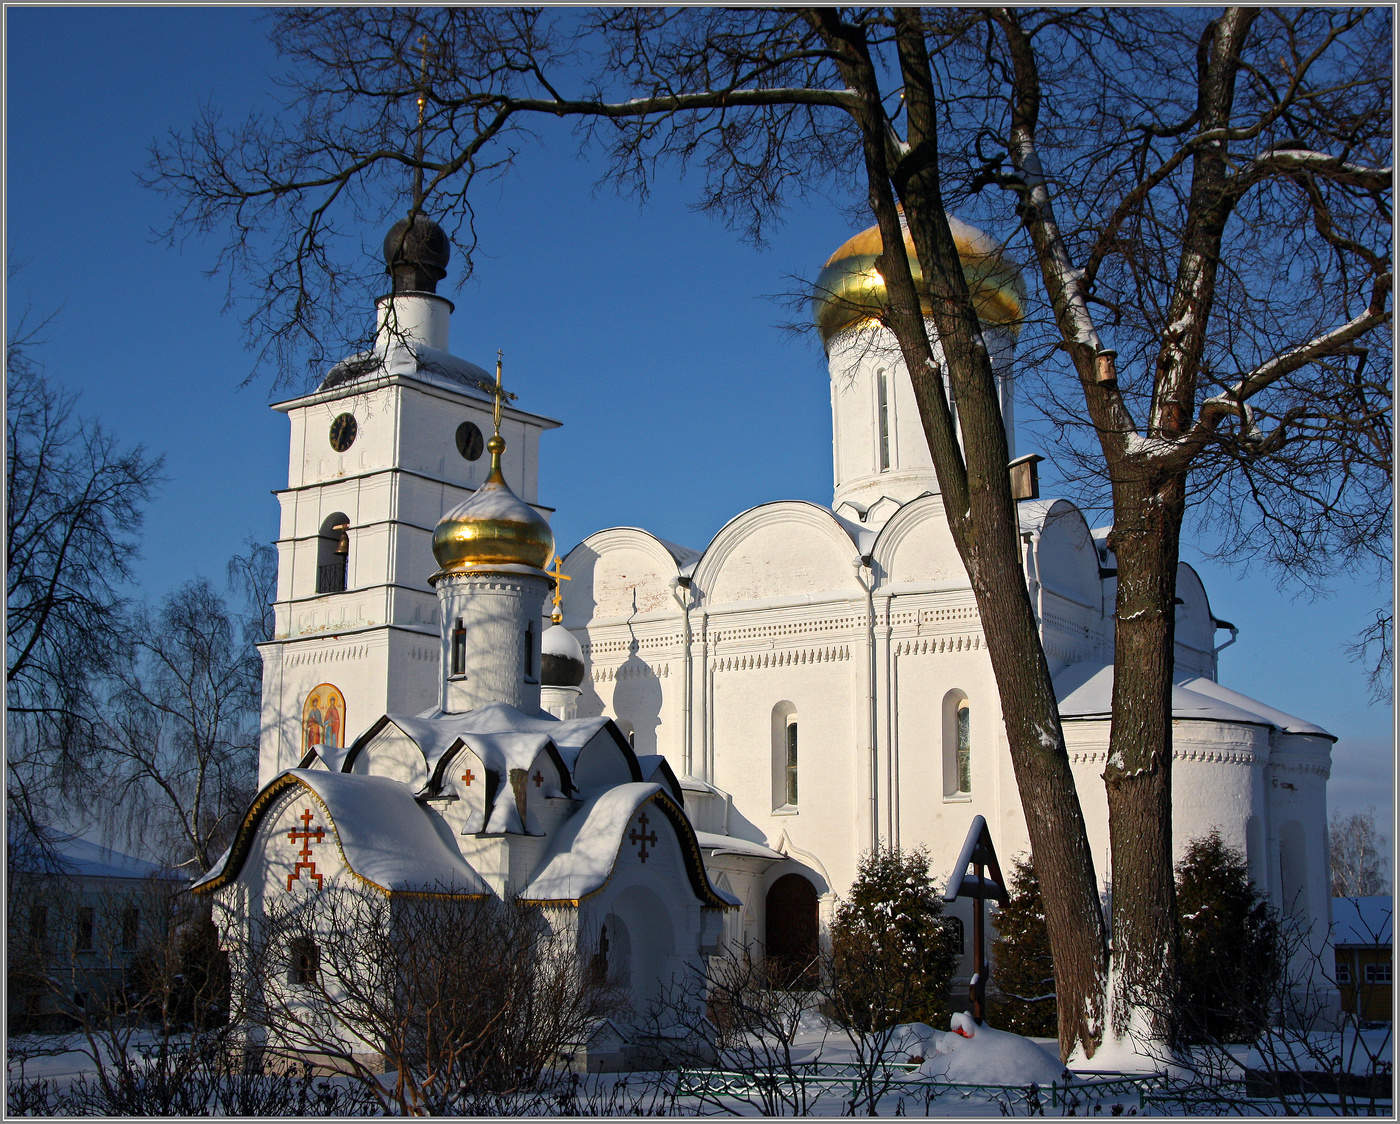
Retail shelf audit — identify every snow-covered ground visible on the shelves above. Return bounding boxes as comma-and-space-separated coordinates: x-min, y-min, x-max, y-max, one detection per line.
8, 1015, 1394, 1117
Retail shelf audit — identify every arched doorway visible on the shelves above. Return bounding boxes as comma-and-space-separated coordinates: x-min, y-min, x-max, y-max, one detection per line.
765, 874, 819, 987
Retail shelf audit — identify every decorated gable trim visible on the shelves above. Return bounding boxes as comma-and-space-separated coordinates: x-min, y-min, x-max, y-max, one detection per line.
191, 773, 488, 902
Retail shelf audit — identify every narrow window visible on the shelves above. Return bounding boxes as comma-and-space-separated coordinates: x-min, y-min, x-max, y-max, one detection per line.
524, 619, 537, 681
451, 618, 466, 676
76, 906, 95, 952
1336, 961, 1352, 984
956, 701, 972, 794
948, 916, 966, 955
29, 904, 47, 945
120, 906, 139, 951
877, 369, 891, 471
316, 513, 350, 594
289, 937, 320, 987
785, 719, 799, 806
943, 691, 972, 798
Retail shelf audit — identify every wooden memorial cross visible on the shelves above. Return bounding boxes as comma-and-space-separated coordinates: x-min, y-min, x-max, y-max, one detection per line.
287, 807, 326, 891
943, 814, 1010, 1025
629, 810, 658, 863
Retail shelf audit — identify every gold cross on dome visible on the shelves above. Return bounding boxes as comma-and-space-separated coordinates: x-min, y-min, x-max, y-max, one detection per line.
492, 350, 505, 438
547, 555, 572, 623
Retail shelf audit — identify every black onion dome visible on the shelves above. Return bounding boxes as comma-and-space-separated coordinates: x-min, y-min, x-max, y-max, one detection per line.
541, 623, 586, 688
383, 214, 450, 293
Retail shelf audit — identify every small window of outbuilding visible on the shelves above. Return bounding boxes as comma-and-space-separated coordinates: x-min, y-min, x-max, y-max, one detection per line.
76, 906, 95, 952
289, 937, 320, 987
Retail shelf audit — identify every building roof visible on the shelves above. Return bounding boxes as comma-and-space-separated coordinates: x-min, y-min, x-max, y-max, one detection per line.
193, 770, 490, 898
1053, 661, 1333, 739
1333, 896, 1393, 947
10, 834, 177, 880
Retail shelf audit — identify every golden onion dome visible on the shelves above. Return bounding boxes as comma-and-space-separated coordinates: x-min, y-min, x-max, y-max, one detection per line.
432, 434, 554, 572
813, 210, 1025, 346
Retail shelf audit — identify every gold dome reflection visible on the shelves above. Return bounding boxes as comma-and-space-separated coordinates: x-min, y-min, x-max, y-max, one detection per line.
814, 211, 1024, 346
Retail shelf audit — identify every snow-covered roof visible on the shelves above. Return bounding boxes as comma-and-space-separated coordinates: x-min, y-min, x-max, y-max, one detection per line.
11, 835, 178, 881
518, 784, 733, 908
320, 342, 494, 396
1053, 661, 1333, 739
634, 753, 684, 803
1333, 896, 1393, 947
193, 770, 489, 898
351, 702, 615, 785
517, 783, 666, 903
694, 831, 786, 862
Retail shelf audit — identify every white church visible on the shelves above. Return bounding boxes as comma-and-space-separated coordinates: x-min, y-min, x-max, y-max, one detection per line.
198, 203, 1336, 1051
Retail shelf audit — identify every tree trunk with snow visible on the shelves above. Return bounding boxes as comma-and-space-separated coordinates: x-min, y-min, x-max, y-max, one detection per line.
813, 9, 1109, 1058
1102, 472, 1186, 1048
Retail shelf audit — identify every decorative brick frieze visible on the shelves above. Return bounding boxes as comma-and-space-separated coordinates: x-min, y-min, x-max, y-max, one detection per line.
711, 645, 851, 672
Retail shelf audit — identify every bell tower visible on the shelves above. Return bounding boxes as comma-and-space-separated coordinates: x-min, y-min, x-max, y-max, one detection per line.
256, 215, 560, 785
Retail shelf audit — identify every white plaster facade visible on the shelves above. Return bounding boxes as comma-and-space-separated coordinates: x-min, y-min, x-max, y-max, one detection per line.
243, 213, 1336, 1024
561, 299, 1335, 991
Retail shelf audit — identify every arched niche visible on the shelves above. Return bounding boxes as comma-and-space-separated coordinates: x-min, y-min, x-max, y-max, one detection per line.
562, 529, 687, 627
871, 494, 962, 589
1174, 563, 1215, 657
693, 501, 862, 607
1032, 500, 1101, 613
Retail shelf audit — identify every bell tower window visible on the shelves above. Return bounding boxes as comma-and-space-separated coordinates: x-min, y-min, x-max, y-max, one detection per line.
524, 619, 537, 682
316, 513, 350, 594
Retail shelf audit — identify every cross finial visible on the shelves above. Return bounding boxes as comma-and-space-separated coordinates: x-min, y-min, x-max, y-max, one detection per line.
412, 33, 430, 207
485, 350, 507, 480
547, 554, 572, 623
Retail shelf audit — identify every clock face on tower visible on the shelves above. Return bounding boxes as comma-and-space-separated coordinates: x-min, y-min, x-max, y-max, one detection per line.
329, 413, 358, 452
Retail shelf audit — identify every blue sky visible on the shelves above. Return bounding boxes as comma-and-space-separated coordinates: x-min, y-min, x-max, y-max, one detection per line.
6, 8, 1392, 828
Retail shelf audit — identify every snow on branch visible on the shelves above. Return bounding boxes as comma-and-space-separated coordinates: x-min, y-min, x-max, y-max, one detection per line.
1193, 274, 1393, 441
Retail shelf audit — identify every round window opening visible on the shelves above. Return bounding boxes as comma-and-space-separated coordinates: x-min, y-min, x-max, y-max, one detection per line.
455, 421, 485, 461
328, 413, 358, 452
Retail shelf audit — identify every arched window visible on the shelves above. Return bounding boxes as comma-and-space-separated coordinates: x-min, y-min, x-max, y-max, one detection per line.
524, 619, 537, 682
771, 701, 798, 810
943, 690, 972, 797
316, 512, 350, 594
450, 619, 466, 677
947, 915, 966, 955
876, 369, 891, 471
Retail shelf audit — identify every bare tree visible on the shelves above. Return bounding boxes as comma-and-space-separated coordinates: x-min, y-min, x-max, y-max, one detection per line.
238, 884, 619, 1115
1329, 808, 1391, 898
151, 4, 1108, 1061
150, 7, 1390, 1057
6, 324, 163, 845
97, 579, 260, 876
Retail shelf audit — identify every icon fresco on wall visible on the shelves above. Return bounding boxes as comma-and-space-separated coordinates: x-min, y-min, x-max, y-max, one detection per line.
302, 683, 347, 757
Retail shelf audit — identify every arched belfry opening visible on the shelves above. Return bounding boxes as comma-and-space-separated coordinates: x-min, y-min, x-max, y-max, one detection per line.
317, 513, 350, 594
764, 873, 819, 987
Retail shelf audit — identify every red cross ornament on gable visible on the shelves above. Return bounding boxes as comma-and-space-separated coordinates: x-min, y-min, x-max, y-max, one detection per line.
532, 770, 544, 788
628, 811, 659, 863
286, 808, 326, 891
461, 768, 475, 788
